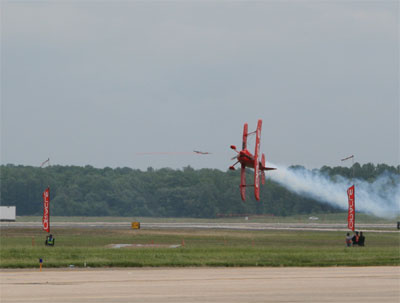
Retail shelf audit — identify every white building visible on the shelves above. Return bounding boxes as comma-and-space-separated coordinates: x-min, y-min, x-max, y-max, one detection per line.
0, 206, 16, 221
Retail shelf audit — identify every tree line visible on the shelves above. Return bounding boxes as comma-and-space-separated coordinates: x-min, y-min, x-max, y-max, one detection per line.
1, 163, 398, 217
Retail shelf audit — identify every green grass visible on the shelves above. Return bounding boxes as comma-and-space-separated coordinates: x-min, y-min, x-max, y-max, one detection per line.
1, 227, 399, 268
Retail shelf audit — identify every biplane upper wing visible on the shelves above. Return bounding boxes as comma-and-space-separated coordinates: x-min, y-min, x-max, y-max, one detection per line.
242, 123, 248, 150
254, 119, 262, 201
240, 164, 246, 201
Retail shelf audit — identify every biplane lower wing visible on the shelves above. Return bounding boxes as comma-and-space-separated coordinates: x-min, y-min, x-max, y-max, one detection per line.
240, 164, 246, 201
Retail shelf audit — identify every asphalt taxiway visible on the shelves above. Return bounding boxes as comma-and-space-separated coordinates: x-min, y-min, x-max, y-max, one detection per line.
1, 221, 398, 233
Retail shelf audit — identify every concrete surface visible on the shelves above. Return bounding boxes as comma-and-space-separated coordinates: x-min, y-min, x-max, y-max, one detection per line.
1, 267, 399, 302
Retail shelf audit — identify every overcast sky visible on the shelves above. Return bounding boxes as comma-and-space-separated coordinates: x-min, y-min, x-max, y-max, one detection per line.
1, 1, 398, 171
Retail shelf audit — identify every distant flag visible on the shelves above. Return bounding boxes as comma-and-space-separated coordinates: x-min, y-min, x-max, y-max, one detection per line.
40, 158, 50, 167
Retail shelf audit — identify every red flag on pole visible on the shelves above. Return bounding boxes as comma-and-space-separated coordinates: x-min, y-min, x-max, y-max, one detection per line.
347, 185, 355, 231
42, 187, 50, 233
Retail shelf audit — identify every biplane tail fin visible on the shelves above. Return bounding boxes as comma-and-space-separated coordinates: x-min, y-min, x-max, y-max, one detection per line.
260, 152, 276, 172
261, 154, 266, 185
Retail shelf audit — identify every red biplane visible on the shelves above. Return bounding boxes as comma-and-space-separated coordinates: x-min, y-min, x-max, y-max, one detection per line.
229, 119, 276, 201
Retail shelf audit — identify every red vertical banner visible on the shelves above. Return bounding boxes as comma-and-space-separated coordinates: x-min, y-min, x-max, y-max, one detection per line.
347, 185, 355, 231
42, 187, 50, 233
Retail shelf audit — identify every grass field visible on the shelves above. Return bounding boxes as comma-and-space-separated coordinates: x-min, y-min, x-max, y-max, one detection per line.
1, 225, 399, 268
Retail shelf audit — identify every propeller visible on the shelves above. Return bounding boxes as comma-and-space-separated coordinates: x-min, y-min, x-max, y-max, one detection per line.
231, 152, 252, 161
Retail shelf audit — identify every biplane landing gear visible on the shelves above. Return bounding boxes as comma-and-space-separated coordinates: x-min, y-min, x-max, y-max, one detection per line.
229, 160, 239, 171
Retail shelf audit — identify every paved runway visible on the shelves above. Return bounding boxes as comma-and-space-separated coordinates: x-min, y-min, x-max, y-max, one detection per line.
1, 267, 399, 302
1, 221, 398, 233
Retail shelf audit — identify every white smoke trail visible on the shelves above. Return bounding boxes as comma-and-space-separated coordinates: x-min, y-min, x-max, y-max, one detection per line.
267, 164, 400, 219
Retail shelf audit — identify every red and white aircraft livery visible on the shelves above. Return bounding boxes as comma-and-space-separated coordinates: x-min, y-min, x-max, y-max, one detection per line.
230, 119, 276, 201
